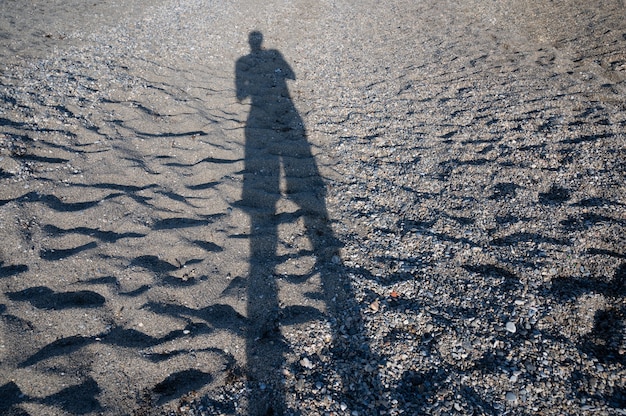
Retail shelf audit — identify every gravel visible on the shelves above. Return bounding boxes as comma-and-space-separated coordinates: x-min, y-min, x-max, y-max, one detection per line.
1, 0, 625, 415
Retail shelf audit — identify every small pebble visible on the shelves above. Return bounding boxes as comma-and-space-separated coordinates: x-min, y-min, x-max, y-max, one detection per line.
505, 392, 517, 402
505, 322, 517, 333
300, 357, 314, 369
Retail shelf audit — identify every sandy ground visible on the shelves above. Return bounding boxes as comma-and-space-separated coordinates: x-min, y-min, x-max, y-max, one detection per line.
1, 0, 625, 415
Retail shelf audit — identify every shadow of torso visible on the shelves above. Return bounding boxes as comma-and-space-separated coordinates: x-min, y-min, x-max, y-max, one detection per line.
236, 46, 323, 212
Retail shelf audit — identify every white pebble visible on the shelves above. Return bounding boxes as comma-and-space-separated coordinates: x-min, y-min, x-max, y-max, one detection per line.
505, 322, 516, 333
300, 357, 314, 369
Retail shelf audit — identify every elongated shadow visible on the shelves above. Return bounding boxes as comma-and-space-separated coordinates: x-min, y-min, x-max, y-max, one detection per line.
235, 31, 347, 415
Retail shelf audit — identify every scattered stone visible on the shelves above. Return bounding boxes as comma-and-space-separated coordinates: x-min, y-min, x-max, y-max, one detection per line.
505, 322, 517, 333
300, 357, 314, 370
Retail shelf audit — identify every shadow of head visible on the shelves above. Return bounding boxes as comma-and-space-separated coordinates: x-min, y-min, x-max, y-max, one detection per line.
249, 30, 263, 52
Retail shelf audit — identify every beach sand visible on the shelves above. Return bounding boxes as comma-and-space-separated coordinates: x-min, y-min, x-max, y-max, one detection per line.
1, 0, 625, 415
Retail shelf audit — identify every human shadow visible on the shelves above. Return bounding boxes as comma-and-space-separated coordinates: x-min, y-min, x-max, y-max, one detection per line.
236, 31, 342, 415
